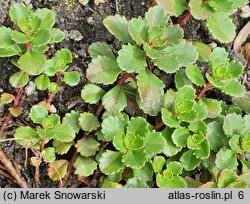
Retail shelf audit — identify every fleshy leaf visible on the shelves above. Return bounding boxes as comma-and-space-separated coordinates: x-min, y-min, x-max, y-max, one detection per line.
14, 126, 39, 147
161, 108, 179, 128
81, 83, 105, 104
153, 156, 166, 173
162, 127, 181, 157
99, 150, 124, 175
53, 140, 74, 155
103, 15, 132, 43
63, 71, 80, 86
171, 127, 190, 148
156, 0, 188, 17
117, 44, 146, 73
215, 147, 238, 170
49, 28, 65, 43
186, 64, 205, 86
137, 69, 164, 116
223, 113, 245, 138
88, 42, 115, 60
42, 147, 56, 162
201, 98, 222, 118
221, 81, 245, 97
125, 177, 148, 188
144, 131, 166, 155
10, 3, 32, 24
33, 8, 55, 30
62, 111, 81, 133
218, 169, 238, 188
30, 105, 48, 125
128, 17, 148, 45
0, 26, 16, 48
48, 82, 59, 93
122, 150, 147, 169
113, 133, 126, 153
232, 92, 250, 114
34, 74, 50, 90
73, 156, 97, 177
206, 13, 236, 43
18, 51, 47, 75
79, 112, 100, 132
11, 31, 32, 43
189, 0, 213, 20
156, 172, 187, 188
75, 137, 100, 157
102, 85, 127, 114
127, 117, 150, 137
133, 162, 153, 181
124, 132, 144, 150
42, 114, 60, 129
180, 150, 201, 171
9, 71, 29, 88
87, 56, 122, 85
0, 93, 15, 104
192, 42, 211, 62
154, 42, 198, 73
48, 160, 69, 181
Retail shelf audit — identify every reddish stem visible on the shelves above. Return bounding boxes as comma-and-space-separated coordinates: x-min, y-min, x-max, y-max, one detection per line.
196, 82, 213, 100
117, 72, 133, 86
13, 87, 23, 108
177, 11, 192, 26
154, 121, 165, 130
26, 42, 31, 52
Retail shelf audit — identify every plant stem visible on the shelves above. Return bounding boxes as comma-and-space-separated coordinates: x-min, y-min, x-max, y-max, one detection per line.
196, 82, 213, 100
117, 72, 133, 86
26, 42, 31, 52
154, 120, 165, 130
47, 72, 63, 104
177, 11, 192, 26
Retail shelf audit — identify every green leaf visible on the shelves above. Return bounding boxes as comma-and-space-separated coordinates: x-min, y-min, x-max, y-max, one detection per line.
186, 64, 205, 86
201, 98, 222, 118
49, 28, 65, 43
99, 150, 124, 175
87, 56, 122, 85
75, 137, 100, 157
73, 156, 97, 177
167, 161, 183, 175
0, 93, 15, 104
154, 42, 198, 73
113, 133, 126, 152
62, 111, 80, 133
18, 51, 47, 76
171, 127, 190, 148
206, 13, 236, 43
63, 71, 80, 86
55, 49, 72, 66
9, 71, 29, 88
232, 91, 250, 114
174, 69, 192, 89
122, 150, 147, 169
32, 29, 50, 46
137, 69, 164, 116
192, 42, 211, 62
209, 47, 228, 68
153, 156, 166, 173
33, 8, 55, 30
218, 169, 238, 188
228, 60, 244, 78
162, 127, 181, 157
42, 147, 56, 162
156, 0, 188, 16
101, 178, 123, 188
144, 131, 166, 155
11, 31, 32, 43
189, 0, 213, 20
81, 83, 105, 104
133, 162, 153, 181
79, 112, 100, 132
88, 42, 115, 60
48, 160, 69, 181
103, 15, 132, 43
9, 3, 32, 24
42, 114, 60, 129
101, 116, 126, 141
188, 120, 207, 135
161, 108, 179, 128
127, 117, 150, 137
180, 150, 201, 171
163, 25, 183, 46
156, 172, 187, 188
125, 177, 148, 188
193, 140, 210, 159
206, 121, 229, 151
221, 81, 245, 97
30, 105, 48, 125
209, 0, 234, 13
53, 140, 74, 155
128, 17, 148, 45
17, 16, 41, 35
215, 147, 238, 170
14, 126, 39, 147
144, 6, 169, 30
38, 124, 75, 142
102, 85, 127, 114
0, 26, 16, 48
117, 44, 146, 73
124, 132, 144, 150
0, 46, 21, 57
48, 82, 59, 93
223, 113, 245, 138
163, 89, 176, 112
34, 74, 50, 90
229, 135, 242, 153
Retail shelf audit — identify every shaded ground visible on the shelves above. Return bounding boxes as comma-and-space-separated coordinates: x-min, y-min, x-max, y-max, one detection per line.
0, 0, 249, 187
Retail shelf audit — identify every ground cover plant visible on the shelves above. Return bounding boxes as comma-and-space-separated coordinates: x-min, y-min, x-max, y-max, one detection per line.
0, 0, 250, 188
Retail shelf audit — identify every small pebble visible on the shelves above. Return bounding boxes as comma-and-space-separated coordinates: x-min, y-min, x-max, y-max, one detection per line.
79, 0, 89, 6
240, 6, 250, 18
25, 81, 36, 96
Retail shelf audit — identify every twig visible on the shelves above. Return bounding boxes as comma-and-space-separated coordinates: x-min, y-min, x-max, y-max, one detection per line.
0, 169, 16, 182
176, 10, 192, 26
154, 121, 165, 130
0, 148, 27, 187
196, 82, 213, 100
